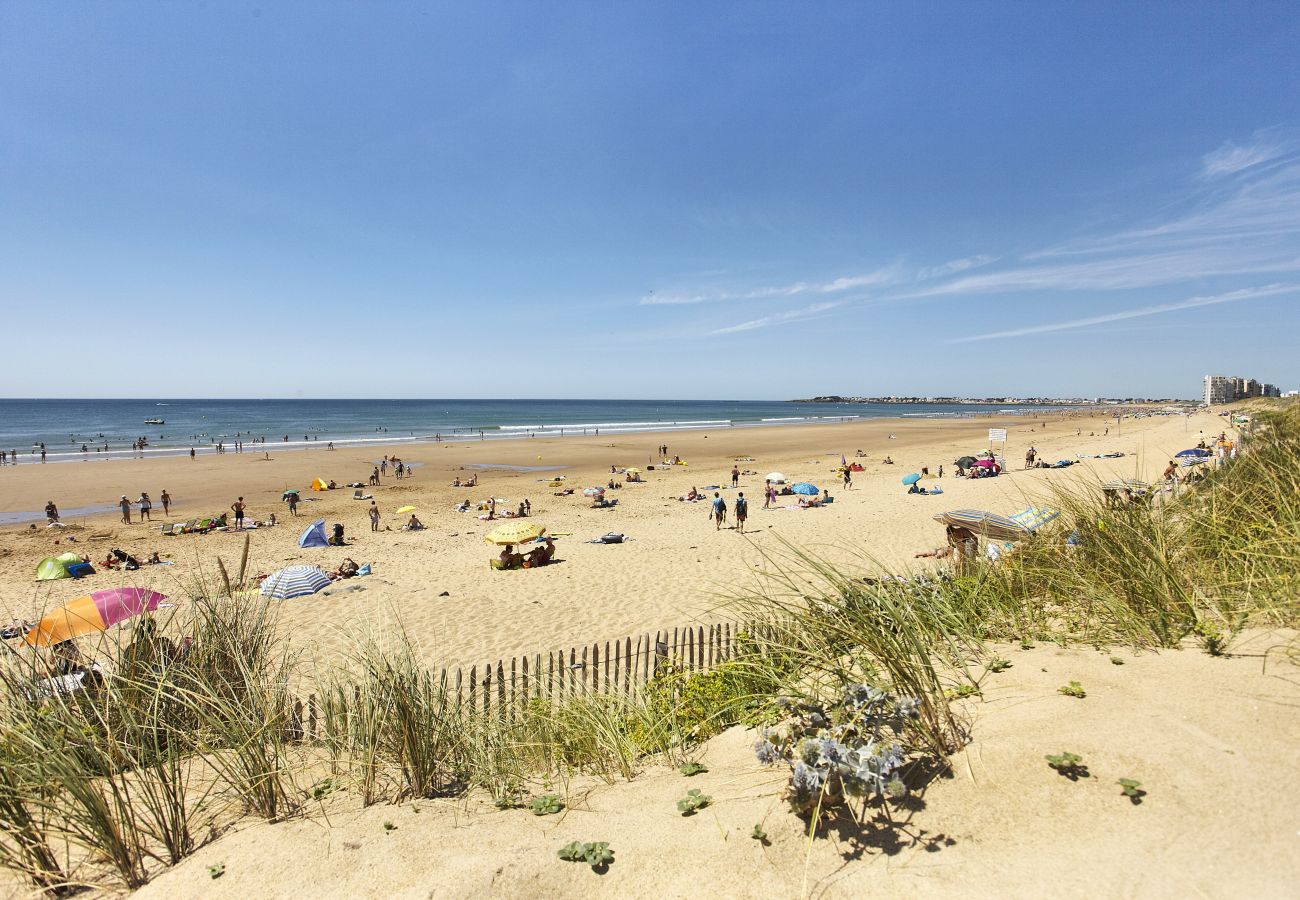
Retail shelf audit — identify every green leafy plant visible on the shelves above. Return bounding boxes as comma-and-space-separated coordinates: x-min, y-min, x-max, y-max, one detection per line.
1117, 778, 1146, 802
529, 794, 564, 816
311, 777, 340, 801
1058, 681, 1086, 698
558, 841, 614, 870
382, 820, 396, 832
677, 788, 712, 816
1019, 639, 1035, 650
679, 762, 708, 776
987, 657, 1012, 673
751, 824, 769, 843
945, 683, 980, 699
1194, 620, 1228, 656
1045, 751, 1089, 780
208, 863, 226, 880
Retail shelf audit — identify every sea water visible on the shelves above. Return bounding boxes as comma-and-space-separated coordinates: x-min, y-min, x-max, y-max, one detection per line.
0, 398, 1052, 464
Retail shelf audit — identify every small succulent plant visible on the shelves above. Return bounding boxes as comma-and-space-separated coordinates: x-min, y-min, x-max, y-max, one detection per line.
529, 794, 564, 816
1045, 751, 1089, 780
1058, 681, 1086, 698
558, 841, 614, 870
1117, 778, 1146, 802
679, 761, 709, 776
677, 788, 712, 815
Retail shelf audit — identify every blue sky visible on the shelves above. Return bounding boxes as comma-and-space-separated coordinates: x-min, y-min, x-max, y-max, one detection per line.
3, 2, 1299, 399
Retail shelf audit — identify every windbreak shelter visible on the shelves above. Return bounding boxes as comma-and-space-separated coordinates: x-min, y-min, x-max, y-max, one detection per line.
298, 519, 329, 548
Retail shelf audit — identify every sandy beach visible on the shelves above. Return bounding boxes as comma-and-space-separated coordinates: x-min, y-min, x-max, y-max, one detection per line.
1, 408, 1210, 672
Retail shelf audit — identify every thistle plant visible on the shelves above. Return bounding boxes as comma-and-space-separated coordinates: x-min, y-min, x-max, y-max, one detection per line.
753, 683, 918, 817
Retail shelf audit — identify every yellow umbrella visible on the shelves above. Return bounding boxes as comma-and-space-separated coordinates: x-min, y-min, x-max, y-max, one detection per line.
396, 505, 416, 514
625, 467, 640, 475
484, 522, 546, 545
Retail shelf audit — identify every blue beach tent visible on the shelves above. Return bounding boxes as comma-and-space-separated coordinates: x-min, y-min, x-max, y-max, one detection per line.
298, 519, 329, 548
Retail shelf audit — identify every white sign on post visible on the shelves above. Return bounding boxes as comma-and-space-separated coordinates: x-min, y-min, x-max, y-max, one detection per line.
988, 428, 1008, 443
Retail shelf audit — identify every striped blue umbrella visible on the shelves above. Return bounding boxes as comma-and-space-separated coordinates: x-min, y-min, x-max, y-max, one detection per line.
1175, 448, 1212, 458
1010, 506, 1060, 532
791, 482, 819, 495
260, 565, 331, 599
933, 509, 1030, 542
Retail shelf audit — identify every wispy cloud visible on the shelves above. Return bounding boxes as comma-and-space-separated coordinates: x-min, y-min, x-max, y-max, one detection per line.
908, 139, 1300, 298
1201, 128, 1299, 179
640, 266, 899, 306
708, 301, 845, 335
917, 254, 998, 280
944, 284, 1298, 344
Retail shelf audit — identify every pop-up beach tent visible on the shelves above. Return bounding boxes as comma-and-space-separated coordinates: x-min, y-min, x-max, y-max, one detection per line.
35, 556, 73, 581
298, 519, 329, 548
311, 478, 329, 491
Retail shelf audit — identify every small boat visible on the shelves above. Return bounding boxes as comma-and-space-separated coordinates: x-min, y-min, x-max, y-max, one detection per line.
144, 418, 165, 425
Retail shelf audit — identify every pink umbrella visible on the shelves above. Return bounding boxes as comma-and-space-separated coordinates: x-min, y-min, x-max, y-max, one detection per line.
24, 587, 165, 647
973, 458, 997, 468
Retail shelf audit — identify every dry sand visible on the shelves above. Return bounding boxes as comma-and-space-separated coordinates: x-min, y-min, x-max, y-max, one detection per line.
2, 409, 1217, 671
128, 629, 1300, 899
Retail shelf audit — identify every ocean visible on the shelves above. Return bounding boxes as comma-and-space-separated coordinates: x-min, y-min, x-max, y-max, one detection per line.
0, 398, 1047, 464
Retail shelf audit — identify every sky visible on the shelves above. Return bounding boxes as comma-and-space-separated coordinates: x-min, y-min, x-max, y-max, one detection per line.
2, 2, 1299, 400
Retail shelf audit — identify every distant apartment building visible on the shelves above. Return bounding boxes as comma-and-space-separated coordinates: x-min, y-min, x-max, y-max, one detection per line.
1204, 375, 1235, 405
1204, 374, 1282, 404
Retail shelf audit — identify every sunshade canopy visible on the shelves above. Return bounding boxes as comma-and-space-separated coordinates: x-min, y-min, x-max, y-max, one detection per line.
765, 472, 786, 484
261, 565, 331, 599
582, 486, 605, 496
35, 556, 73, 581
933, 509, 1030, 542
484, 522, 546, 545
954, 456, 977, 467
902, 473, 921, 485
24, 588, 165, 647
1175, 448, 1212, 457
791, 482, 819, 495
298, 519, 329, 548
396, 505, 416, 514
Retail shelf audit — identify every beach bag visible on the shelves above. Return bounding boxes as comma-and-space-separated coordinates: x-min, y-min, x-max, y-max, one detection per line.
600, 533, 624, 544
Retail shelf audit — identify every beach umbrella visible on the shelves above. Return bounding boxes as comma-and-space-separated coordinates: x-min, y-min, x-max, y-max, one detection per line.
1179, 457, 1208, 467
582, 486, 605, 497
260, 565, 331, 599
625, 468, 640, 475
1009, 506, 1060, 533
902, 473, 922, 485
484, 522, 546, 545
396, 505, 416, 514
954, 456, 977, 468
282, 489, 300, 500
973, 458, 996, 468
1103, 479, 1149, 491
1175, 449, 1212, 458
933, 509, 1030, 543
24, 588, 165, 647
765, 472, 786, 484
791, 482, 819, 495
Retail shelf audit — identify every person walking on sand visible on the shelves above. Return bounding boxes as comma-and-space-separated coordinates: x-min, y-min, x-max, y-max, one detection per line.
1025, 446, 1036, 469
161, 490, 171, 515
137, 492, 152, 521
369, 501, 380, 532
287, 492, 299, 516
711, 492, 727, 530
231, 497, 246, 529
762, 479, 772, 509
119, 495, 132, 524
731, 465, 740, 487
734, 491, 748, 534
843, 467, 853, 489
45, 500, 59, 523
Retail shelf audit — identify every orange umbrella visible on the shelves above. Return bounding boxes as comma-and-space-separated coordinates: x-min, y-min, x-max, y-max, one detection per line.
23, 588, 165, 648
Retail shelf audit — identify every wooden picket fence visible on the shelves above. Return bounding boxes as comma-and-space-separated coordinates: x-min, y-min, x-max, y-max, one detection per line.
286, 619, 776, 741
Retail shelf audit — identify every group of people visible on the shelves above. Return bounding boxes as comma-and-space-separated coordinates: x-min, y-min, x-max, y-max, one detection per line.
709, 491, 750, 532
114, 490, 173, 524
496, 536, 556, 570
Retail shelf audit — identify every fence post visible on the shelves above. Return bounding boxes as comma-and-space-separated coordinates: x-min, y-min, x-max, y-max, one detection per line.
469, 665, 477, 716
